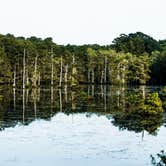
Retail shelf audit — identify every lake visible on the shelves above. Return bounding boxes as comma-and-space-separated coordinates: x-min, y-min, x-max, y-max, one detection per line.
0, 85, 166, 166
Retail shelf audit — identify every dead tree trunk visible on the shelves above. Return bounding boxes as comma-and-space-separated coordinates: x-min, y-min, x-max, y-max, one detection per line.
64, 64, 68, 84
23, 49, 26, 89
104, 56, 107, 83
34, 55, 38, 87
51, 53, 54, 86
13, 64, 16, 87
59, 56, 63, 87
91, 69, 94, 84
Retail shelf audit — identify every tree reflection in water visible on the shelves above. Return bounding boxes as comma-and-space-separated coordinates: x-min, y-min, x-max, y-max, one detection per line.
151, 150, 166, 166
112, 92, 163, 135
0, 85, 165, 136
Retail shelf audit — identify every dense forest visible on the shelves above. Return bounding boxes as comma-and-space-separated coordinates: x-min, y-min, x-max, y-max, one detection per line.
0, 32, 166, 87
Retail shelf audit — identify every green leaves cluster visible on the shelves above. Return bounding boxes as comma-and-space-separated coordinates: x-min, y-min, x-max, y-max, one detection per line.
139, 93, 163, 115
0, 47, 12, 84
112, 92, 163, 135
112, 32, 161, 55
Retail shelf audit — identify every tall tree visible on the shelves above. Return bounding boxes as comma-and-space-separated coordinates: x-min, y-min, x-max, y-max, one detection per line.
112, 32, 161, 55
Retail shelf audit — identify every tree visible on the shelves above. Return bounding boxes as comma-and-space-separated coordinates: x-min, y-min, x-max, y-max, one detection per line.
112, 32, 161, 55
112, 92, 163, 135
159, 39, 166, 51
150, 50, 166, 84
128, 54, 150, 84
0, 47, 12, 84
87, 48, 98, 83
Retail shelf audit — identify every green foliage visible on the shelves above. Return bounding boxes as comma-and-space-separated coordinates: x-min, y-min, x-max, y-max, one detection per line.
128, 54, 150, 84
159, 39, 166, 51
112, 92, 163, 135
139, 93, 163, 115
160, 86, 166, 110
0, 94, 3, 101
150, 50, 166, 84
162, 86, 166, 93
0, 47, 12, 84
0, 32, 165, 86
112, 32, 161, 55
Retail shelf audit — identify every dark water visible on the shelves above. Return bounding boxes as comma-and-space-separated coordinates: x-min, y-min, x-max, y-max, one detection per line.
0, 85, 166, 166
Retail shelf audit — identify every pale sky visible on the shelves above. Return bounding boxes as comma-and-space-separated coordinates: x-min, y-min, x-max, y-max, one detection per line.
0, 0, 165, 45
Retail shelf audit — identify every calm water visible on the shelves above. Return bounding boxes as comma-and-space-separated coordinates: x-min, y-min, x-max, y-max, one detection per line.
0, 85, 166, 166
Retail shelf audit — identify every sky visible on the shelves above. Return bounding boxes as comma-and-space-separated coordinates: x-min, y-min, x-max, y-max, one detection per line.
0, 0, 165, 45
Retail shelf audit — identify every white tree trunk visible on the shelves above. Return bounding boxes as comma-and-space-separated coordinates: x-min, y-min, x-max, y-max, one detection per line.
26, 68, 29, 86
13, 65, 16, 87
34, 55, 38, 87
59, 56, 63, 87
51, 55, 54, 86
13, 87, 16, 110
64, 64, 68, 83
104, 86, 107, 110
50, 86, 54, 116
117, 63, 120, 81
104, 56, 107, 83
122, 65, 126, 84
141, 85, 145, 99
37, 87, 40, 101
33, 89, 37, 119
23, 49, 26, 89
64, 84, 68, 103
38, 72, 41, 87
91, 69, 94, 83
71, 91, 76, 110
101, 84, 104, 98
101, 70, 104, 84
59, 89, 62, 111
72, 54, 77, 85
22, 89, 25, 123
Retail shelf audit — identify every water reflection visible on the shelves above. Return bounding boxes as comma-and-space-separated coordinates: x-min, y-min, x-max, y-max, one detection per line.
0, 85, 165, 135
151, 150, 166, 166
112, 91, 163, 136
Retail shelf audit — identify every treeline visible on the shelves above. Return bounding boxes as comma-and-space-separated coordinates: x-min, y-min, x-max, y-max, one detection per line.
0, 32, 166, 87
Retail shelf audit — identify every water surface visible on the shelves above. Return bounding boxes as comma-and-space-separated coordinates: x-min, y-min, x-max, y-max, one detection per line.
0, 85, 166, 166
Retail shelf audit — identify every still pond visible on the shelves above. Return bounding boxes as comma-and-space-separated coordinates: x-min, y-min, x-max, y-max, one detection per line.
0, 85, 166, 166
